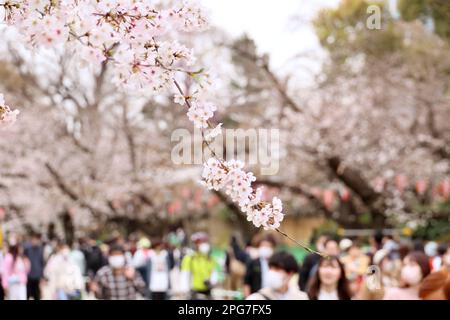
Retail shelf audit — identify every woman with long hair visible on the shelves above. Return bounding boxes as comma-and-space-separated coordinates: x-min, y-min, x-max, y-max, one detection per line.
419, 268, 450, 300
383, 251, 431, 300
1, 238, 30, 300
307, 256, 352, 300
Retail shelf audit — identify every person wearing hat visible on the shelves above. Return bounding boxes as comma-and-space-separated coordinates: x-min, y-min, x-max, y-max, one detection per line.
132, 237, 152, 288
180, 232, 218, 299
339, 238, 353, 253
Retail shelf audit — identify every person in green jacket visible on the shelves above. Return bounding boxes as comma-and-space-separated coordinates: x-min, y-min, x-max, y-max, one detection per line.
181, 232, 218, 299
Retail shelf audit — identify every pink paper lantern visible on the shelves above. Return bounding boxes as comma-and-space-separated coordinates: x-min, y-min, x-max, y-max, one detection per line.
415, 180, 427, 195
395, 175, 408, 194
323, 190, 336, 209
340, 188, 350, 202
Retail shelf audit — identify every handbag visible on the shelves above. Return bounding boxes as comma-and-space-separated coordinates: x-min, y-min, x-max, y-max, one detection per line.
229, 251, 246, 277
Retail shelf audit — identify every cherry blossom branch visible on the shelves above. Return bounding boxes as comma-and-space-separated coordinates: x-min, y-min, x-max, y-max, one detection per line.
174, 77, 324, 256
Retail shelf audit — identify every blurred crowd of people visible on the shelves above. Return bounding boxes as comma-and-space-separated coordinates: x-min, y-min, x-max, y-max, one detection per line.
0, 229, 449, 300
235, 233, 450, 300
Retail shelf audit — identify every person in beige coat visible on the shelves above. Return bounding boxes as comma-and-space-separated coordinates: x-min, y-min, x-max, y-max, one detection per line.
247, 252, 308, 300
43, 243, 84, 300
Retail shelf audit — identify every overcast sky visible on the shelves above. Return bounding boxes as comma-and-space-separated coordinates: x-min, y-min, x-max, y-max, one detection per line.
203, 0, 340, 68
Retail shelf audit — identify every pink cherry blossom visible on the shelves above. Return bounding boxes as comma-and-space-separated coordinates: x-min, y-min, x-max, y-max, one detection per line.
0, 94, 19, 127
201, 158, 285, 230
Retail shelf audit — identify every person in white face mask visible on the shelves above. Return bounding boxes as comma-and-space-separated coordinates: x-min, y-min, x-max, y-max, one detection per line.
43, 242, 84, 300
92, 245, 146, 300
244, 234, 276, 297
180, 232, 218, 299
383, 251, 431, 300
247, 252, 308, 300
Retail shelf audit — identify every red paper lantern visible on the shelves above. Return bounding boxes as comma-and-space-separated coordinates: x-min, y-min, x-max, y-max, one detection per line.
340, 188, 350, 202
395, 175, 408, 194
323, 190, 336, 209
438, 180, 450, 200
167, 200, 182, 215
415, 180, 427, 195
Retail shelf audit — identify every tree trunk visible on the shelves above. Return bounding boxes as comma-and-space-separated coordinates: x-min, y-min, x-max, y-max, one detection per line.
60, 210, 75, 246
326, 156, 387, 228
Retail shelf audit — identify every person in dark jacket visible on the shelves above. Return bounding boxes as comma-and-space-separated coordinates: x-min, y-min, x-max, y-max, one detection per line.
230, 235, 252, 265
81, 238, 108, 278
23, 233, 44, 300
298, 235, 328, 291
244, 234, 277, 297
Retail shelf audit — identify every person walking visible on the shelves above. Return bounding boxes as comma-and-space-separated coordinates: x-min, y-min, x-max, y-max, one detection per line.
132, 237, 152, 288
23, 233, 44, 300
247, 252, 308, 300
146, 240, 174, 300
93, 245, 146, 300
180, 232, 218, 299
44, 242, 84, 300
341, 241, 370, 295
307, 256, 352, 300
81, 238, 108, 278
70, 239, 87, 277
383, 251, 431, 300
1, 238, 30, 300
244, 234, 277, 297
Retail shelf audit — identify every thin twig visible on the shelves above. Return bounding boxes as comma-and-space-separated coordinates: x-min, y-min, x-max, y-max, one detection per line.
276, 228, 328, 258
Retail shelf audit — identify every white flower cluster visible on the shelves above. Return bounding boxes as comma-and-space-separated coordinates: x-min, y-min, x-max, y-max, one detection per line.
0, 94, 19, 127
1, 0, 209, 97
201, 158, 284, 230
1, 0, 218, 129
187, 101, 217, 129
